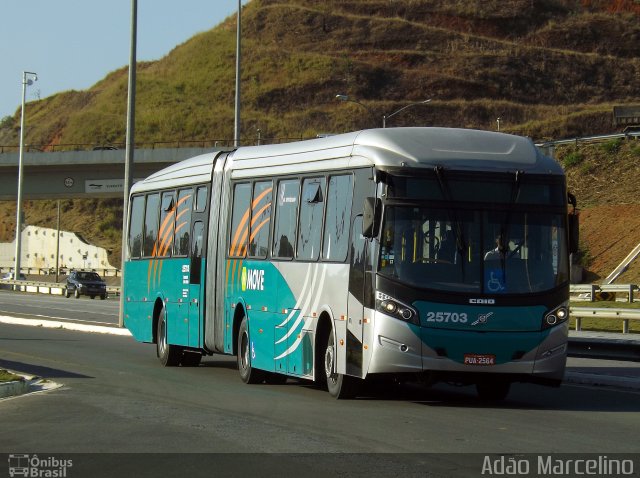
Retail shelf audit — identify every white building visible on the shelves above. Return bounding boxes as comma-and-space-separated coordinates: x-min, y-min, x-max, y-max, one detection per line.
0, 225, 115, 272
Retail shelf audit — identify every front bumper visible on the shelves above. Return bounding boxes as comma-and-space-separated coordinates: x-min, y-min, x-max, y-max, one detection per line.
367, 312, 567, 383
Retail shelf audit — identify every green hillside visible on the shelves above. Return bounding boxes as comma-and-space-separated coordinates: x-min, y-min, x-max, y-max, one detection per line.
0, 0, 638, 276
1, 0, 639, 147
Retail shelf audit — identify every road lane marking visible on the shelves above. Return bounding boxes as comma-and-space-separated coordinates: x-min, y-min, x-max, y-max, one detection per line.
0, 315, 131, 336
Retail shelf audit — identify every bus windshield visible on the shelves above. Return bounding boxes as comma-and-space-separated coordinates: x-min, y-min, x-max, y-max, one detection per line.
378, 205, 569, 294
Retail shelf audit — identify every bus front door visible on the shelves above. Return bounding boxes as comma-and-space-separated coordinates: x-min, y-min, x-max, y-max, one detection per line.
346, 216, 366, 377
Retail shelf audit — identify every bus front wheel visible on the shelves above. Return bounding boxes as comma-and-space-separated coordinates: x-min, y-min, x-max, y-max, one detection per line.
324, 331, 360, 399
237, 316, 265, 384
156, 307, 182, 367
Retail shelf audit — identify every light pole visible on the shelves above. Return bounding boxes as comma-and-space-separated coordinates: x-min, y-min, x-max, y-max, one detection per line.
383, 99, 431, 128
119, 0, 137, 328
14, 71, 38, 279
234, 0, 242, 147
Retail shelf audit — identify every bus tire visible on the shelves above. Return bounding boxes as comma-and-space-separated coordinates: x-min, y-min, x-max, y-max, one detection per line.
476, 380, 511, 401
237, 316, 265, 384
156, 306, 182, 367
324, 330, 360, 399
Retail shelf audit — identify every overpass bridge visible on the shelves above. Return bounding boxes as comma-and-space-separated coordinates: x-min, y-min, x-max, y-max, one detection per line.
0, 147, 226, 200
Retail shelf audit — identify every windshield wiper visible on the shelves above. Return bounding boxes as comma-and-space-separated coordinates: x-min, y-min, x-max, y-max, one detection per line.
498, 170, 524, 276
433, 166, 466, 275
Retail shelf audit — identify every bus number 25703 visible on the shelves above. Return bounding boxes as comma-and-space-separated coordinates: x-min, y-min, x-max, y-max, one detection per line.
425, 312, 468, 323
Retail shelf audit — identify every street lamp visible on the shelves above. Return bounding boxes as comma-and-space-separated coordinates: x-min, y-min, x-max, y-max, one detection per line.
382, 99, 431, 128
14, 71, 38, 280
335, 94, 376, 126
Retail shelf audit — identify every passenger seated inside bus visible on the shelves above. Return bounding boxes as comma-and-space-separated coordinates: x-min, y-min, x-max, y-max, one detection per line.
437, 230, 457, 263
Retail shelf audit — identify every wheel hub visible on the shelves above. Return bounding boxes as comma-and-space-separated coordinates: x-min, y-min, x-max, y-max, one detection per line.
325, 342, 336, 381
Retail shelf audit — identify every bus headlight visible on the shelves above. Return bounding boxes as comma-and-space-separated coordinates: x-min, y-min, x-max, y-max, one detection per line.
376, 292, 419, 325
543, 305, 568, 330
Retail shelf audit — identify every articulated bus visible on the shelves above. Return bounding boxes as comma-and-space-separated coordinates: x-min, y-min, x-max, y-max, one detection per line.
123, 127, 578, 400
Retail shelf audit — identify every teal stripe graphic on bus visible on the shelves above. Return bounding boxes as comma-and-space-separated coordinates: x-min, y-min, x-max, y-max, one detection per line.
412, 302, 550, 365
413, 301, 547, 332
225, 259, 315, 376
124, 257, 192, 345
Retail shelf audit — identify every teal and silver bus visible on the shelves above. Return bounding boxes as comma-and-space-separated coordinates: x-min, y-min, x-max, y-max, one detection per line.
123, 127, 578, 399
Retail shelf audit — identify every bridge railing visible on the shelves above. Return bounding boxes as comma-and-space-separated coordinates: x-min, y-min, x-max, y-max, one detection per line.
0, 267, 120, 278
0, 278, 120, 297
0, 136, 309, 154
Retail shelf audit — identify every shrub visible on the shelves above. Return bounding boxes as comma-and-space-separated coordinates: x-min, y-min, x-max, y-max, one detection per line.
0, 116, 13, 129
562, 151, 584, 167
600, 138, 622, 154
576, 241, 592, 268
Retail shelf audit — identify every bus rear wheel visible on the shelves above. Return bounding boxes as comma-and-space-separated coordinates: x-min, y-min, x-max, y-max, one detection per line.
237, 316, 265, 384
476, 380, 511, 401
324, 331, 360, 399
156, 307, 182, 367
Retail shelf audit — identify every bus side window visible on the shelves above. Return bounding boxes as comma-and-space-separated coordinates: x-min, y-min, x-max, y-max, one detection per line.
249, 181, 272, 258
273, 179, 300, 259
297, 178, 325, 261
174, 189, 193, 257
229, 183, 251, 258
143, 193, 160, 257
195, 186, 208, 213
190, 221, 204, 284
158, 191, 176, 258
128, 195, 145, 259
322, 175, 353, 262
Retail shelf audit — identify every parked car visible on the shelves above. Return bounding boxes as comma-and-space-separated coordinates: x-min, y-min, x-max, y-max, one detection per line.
65, 271, 107, 299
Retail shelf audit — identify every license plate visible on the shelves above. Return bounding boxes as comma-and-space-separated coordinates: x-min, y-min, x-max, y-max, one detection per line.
464, 354, 496, 366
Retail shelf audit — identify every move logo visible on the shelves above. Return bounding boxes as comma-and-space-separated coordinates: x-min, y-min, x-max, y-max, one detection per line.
242, 267, 265, 291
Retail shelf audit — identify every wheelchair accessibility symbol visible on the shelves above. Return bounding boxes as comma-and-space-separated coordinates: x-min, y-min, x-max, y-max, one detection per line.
485, 269, 505, 293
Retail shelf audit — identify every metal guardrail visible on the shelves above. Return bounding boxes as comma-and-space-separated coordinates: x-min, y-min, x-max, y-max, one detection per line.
0, 267, 120, 277
536, 131, 640, 149
570, 307, 640, 334
570, 283, 638, 303
0, 279, 120, 297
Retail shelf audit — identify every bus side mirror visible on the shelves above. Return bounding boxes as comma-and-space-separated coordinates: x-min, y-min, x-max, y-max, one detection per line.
363, 197, 382, 238
568, 213, 579, 254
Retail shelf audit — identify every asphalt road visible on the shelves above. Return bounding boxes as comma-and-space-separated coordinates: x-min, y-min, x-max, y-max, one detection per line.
1, 322, 639, 475
0, 289, 119, 326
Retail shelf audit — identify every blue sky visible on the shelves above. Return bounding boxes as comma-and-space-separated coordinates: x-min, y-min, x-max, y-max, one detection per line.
0, 0, 250, 119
